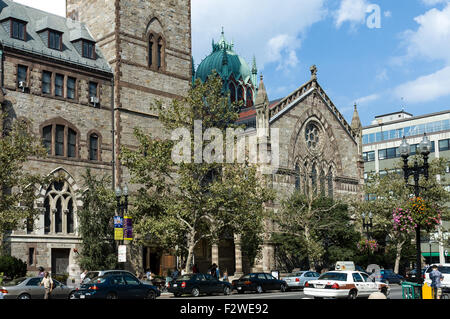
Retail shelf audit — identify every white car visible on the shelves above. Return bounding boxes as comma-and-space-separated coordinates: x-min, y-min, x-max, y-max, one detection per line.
424, 264, 450, 291
303, 271, 390, 299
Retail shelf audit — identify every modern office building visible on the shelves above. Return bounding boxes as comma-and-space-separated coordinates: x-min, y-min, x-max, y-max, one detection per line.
362, 110, 450, 264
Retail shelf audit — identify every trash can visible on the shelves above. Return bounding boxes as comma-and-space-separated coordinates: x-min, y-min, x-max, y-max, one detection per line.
402, 281, 422, 299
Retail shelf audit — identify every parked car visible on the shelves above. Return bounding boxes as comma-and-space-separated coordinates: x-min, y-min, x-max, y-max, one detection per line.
424, 264, 450, 292
75, 272, 160, 299
168, 273, 232, 297
234, 273, 287, 294
303, 271, 389, 299
281, 271, 320, 290
81, 270, 136, 285
0, 277, 77, 299
405, 268, 426, 282
379, 269, 404, 285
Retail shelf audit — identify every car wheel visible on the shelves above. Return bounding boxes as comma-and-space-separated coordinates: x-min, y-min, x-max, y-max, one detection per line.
280, 284, 287, 293
17, 293, 31, 300
348, 290, 357, 299
256, 285, 263, 294
191, 287, 200, 297
224, 286, 231, 296
106, 292, 118, 299
146, 290, 157, 300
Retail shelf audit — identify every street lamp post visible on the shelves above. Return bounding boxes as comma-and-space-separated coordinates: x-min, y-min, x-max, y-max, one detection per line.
362, 212, 373, 239
399, 133, 432, 293
115, 184, 128, 268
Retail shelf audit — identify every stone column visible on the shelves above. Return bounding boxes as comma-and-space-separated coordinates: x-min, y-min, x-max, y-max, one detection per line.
234, 234, 243, 277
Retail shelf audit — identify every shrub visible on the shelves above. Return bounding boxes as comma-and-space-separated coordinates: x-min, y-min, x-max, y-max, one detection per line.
0, 255, 27, 279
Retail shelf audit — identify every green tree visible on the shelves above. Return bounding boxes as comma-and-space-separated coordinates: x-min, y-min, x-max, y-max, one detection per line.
76, 169, 118, 270
272, 191, 358, 271
0, 114, 48, 253
122, 73, 273, 272
352, 157, 450, 273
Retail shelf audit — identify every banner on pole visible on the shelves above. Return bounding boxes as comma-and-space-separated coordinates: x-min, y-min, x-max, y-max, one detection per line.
114, 216, 124, 241
118, 245, 127, 263
124, 216, 133, 241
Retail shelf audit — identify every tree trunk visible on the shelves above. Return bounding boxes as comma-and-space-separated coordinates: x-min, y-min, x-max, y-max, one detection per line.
185, 232, 196, 274
304, 226, 315, 271
394, 240, 405, 274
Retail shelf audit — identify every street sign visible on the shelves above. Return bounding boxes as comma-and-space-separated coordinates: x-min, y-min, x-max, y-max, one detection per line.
118, 245, 127, 263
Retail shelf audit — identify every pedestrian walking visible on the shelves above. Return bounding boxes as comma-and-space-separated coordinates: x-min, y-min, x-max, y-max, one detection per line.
430, 265, 444, 299
39, 272, 53, 299
38, 267, 45, 278
222, 270, 229, 282
215, 265, 220, 279
172, 268, 179, 280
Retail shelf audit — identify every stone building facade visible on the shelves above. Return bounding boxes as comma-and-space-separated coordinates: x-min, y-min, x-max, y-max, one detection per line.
2, 0, 362, 278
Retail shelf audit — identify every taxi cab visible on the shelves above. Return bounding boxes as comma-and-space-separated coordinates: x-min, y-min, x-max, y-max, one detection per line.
303, 270, 390, 299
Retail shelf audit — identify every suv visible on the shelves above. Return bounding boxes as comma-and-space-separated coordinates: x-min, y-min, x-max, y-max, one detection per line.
81, 270, 136, 285
379, 269, 404, 285
424, 264, 450, 292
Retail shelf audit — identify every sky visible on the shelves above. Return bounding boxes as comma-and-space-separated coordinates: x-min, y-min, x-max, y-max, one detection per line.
12, 0, 450, 126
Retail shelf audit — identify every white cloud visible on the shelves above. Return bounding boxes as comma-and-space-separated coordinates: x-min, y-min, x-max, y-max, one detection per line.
421, 0, 449, 6
355, 93, 380, 105
13, 0, 65, 17
394, 66, 450, 103
335, 0, 369, 28
192, 0, 327, 71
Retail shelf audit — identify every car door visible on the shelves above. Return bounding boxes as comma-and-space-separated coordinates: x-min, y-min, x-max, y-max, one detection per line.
110, 275, 127, 298
256, 273, 269, 290
351, 272, 367, 297
123, 273, 145, 299
360, 272, 378, 295
205, 274, 221, 293
25, 277, 45, 299
50, 280, 67, 299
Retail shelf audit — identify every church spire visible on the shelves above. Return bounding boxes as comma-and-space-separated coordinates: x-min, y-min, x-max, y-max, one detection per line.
251, 55, 258, 87
351, 103, 362, 135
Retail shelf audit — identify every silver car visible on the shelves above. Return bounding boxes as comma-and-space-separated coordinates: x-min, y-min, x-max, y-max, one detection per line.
1, 277, 77, 299
282, 271, 320, 290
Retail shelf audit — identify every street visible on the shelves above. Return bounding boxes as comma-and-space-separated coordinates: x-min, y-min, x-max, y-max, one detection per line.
159, 285, 403, 300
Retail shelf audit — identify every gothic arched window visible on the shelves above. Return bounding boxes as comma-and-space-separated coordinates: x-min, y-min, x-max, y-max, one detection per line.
41, 120, 79, 158
147, 18, 165, 72
229, 82, 236, 103
246, 87, 253, 107
320, 169, 326, 197
43, 180, 76, 235
237, 85, 244, 102
303, 162, 309, 195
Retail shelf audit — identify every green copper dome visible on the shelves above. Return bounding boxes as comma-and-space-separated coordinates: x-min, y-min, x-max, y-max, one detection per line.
195, 30, 255, 85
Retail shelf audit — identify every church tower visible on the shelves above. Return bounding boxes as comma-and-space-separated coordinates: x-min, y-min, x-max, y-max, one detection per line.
66, 0, 193, 188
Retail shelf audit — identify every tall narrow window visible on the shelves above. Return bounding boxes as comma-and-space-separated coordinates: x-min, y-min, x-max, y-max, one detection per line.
67, 77, 76, 99
17, 65, 27, 86
295, 164, 300, 190
44, 197, 51, 234
55, 125, 64, 156
28, 248, 35, 266
246, 88, 253, 107
311, 164, 317, 195
320, 170, 326, 197
89, 133, 99, 161
43, 125, 52, 155
55, 74, 64, 97
89, 82, 97, 98
67, 199, 74, 234
229, 82, 236, 103
157, 38, 163, 69
328, 169, 334, 199
237, 86, 244, 102
149, 35, 154, 67
42, 71, 52, 94
68, 128, 76, 158
11, 19, 26, 41
55, 198, 62, 233
304, 163, 309, 196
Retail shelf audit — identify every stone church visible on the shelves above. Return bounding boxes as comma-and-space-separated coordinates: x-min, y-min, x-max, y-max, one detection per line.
1, 0, 362, 279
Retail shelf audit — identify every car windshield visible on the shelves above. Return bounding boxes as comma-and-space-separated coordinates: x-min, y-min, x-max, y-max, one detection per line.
3, 277, 27, 286
86, 276, 107, 284
318, 272, 348, 281
82, 272, 100, 284
294, 272, 305, 276
427, 266, 450, 274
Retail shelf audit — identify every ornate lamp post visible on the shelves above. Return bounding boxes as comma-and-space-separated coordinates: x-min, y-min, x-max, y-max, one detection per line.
399, 133, 432, 291
362, 212, 373, 239
115, 184, 128, 268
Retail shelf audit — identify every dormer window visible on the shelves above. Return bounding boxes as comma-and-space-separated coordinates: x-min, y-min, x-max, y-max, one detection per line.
82, 40, 96, 60
48, 30, 63, 51
11, 19, 26, 41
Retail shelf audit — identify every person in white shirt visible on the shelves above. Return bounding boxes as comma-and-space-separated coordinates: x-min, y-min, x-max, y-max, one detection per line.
39, 272, 53, 299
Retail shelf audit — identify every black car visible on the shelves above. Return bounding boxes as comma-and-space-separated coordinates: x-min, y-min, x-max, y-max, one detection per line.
405, 268, 426, 283
168, 273, 232, 297
75, 272, 160, 299
234, 273, 287, 294
379, 269, 404, 284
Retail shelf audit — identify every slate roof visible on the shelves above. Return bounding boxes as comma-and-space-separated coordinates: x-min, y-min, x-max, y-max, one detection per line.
0, 0, 111, 74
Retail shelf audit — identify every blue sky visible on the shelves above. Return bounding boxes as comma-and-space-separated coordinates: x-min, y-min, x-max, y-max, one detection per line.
13, 0, 450, 126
